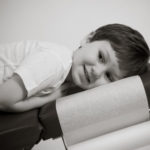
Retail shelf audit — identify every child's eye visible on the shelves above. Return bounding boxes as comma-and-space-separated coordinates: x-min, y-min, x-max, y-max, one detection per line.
98, 52, 104, 63
106, 72, 113, 82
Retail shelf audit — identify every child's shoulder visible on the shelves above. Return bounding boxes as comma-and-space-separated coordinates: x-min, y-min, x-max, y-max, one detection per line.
37, 41, 74, 66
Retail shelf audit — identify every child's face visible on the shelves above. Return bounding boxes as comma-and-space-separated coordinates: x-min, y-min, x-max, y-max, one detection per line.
71, 40, 123, 89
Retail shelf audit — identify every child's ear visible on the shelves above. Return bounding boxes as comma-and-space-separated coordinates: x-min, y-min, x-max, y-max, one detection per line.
80, 31, 95, 47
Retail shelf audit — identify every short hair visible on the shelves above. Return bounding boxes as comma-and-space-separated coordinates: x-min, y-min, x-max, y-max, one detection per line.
88, 23, 150, 77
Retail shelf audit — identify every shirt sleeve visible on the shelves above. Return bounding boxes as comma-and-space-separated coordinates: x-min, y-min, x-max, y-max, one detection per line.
15, 48, 64, 97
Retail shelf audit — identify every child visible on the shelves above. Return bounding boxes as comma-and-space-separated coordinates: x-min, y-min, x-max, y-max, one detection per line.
0, 23, 149, 112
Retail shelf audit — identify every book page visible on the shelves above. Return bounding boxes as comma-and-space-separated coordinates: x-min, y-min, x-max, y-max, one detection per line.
68, 121, 150, 150
57, 76, 149, 147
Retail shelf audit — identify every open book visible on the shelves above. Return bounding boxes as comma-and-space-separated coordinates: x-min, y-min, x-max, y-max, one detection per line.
55, 76, 150, 150
67, 121, 150, 150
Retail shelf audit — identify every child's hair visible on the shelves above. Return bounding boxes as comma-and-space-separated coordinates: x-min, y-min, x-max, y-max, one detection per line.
86, 23, 150, 77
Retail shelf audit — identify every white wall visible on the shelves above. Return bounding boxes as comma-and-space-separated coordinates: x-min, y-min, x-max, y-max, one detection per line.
0, 0, 150, 150
0, 0, 150, 50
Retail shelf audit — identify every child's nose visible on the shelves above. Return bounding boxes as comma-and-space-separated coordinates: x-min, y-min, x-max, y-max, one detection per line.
91, 64, 106, 80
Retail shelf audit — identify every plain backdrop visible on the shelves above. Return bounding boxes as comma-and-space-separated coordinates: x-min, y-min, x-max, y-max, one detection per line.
0, 0, 150, 150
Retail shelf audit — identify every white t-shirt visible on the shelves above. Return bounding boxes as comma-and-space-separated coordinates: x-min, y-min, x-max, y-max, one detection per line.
0, 40, 73, 97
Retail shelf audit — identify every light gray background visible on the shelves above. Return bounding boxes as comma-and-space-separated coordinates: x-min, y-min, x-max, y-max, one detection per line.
0, 0, 150, 149
0, 0, 150, 49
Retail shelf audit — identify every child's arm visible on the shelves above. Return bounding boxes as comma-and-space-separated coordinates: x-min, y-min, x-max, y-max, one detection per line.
0, 74, 27, 109
0, 89, 62, 112
0, 74, 66, 112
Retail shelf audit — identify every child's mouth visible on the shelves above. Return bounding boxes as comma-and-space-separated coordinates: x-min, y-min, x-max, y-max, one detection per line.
84, 65, 90, 83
